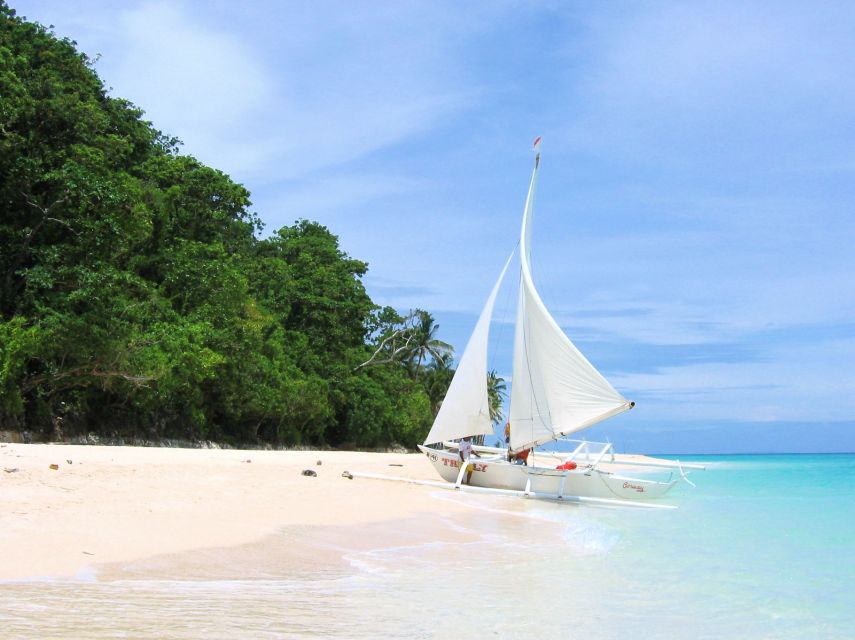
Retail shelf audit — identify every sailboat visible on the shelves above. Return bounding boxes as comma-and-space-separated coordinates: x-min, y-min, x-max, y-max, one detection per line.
417, 139, 701, 503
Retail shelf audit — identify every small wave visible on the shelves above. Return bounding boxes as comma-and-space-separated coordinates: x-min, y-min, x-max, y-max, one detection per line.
426, 489, 620, 555
73, 565, 99, 583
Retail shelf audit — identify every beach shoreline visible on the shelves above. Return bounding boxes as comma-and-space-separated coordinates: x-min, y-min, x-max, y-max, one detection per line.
0, 443, 468, 582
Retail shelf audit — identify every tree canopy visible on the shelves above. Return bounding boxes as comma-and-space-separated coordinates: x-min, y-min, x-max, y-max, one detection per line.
0, 3, 456, 449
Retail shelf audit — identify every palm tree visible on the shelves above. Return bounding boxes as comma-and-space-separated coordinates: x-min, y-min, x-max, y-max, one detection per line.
423, 352, 455, 416
474, 370, 507, 446
354, 308, 453, 376
487, 370, 507, 426
405, 310, 453, 379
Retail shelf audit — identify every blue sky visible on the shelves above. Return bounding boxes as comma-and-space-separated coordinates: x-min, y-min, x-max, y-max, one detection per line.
13, 1, 855, 453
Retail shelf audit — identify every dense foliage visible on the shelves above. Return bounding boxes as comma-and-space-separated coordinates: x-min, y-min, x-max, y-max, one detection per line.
0, 4, 457, 448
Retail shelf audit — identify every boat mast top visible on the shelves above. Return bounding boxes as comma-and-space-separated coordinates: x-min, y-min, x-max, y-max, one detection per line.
509, 136, 633, 453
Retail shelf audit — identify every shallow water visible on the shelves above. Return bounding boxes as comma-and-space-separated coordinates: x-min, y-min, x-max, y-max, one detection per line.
2, 454, 853, 639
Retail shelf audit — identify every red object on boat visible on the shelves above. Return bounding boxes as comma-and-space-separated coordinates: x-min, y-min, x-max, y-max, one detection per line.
556, 461, 577, 471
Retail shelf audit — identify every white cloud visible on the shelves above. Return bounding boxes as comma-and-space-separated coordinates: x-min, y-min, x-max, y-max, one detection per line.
116, 3, 268, 122
560, 2, 855, 169
17, 0, 485, 181
112, 1, 484, 182
613, 337, 855, 423
231, 2, 485, 181
99, 2, 272, 177
258, 173, 429, 224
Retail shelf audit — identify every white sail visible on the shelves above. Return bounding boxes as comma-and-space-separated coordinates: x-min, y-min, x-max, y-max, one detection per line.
509, 150, 632, 453
423, 253, 514, 445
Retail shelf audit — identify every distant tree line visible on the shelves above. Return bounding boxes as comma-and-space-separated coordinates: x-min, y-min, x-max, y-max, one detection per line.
0, 4, 501, 448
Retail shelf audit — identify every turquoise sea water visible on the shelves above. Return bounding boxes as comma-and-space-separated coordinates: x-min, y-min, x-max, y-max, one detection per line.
2, 454, 853, 639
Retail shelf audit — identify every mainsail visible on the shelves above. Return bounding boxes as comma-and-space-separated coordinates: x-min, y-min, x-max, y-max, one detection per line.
422, 253, 514, 445
509, 145, 632, 453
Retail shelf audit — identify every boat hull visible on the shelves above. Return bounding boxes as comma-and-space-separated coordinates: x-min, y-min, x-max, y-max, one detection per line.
418, 445, 677, 501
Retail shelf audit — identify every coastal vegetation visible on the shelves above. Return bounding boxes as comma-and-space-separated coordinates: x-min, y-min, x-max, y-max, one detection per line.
0, 4, 501, 449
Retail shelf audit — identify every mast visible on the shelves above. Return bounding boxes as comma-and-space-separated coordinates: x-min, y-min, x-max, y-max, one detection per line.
509, 138, 634, 453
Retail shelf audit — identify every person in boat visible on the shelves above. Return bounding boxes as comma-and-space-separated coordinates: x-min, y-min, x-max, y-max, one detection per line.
459, 436, 481, 484
510, 448, 530, 466
504, 422, 530, 465
504, 422, 512, 461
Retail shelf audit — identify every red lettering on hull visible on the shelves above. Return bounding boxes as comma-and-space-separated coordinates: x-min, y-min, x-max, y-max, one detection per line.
432, 454, 487, 473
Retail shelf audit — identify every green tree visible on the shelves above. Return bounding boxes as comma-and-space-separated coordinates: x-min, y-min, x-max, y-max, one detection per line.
0, 5, 451, 449
487, 369, 507, 425
472, 371, 507, 446
423, 352, 455, 416
405, 310, 452, 378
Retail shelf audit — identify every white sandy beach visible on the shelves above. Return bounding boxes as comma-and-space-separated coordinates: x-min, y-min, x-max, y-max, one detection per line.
6, 445, 850, 640
0, 443, 472, 582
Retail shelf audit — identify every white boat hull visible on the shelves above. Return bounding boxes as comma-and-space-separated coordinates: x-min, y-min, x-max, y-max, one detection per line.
418, 445, 677, 501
